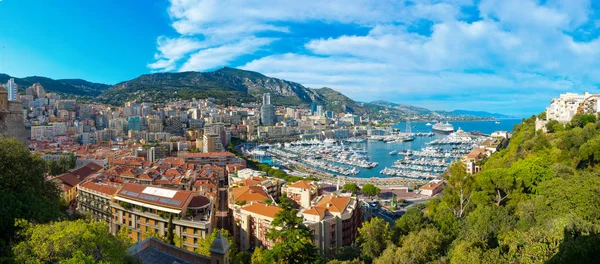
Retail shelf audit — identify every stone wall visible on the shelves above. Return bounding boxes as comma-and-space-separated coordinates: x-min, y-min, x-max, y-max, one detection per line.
535, 118, 548, 133
0, 101, 26, 141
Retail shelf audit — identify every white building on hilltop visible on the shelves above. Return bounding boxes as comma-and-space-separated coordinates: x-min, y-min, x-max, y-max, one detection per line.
546, 92, 591, 123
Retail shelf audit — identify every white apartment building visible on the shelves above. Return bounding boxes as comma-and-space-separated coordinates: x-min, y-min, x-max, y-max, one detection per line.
546, 92, 590, 123
31, 122, 67, 140
281, 180, 319, 209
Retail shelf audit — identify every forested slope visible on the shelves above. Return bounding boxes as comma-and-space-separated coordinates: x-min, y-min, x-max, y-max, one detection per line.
357, 114, 600, 264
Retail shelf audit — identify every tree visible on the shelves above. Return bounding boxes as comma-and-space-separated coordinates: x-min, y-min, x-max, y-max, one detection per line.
232, 251, 252, 264
537, 111, 546, 120
374, 228, 442, 264
166, 213, 175, 245
196, 229, 234, 256
12, 219, 136, 263
328, 259, 364, 264
545, 120, 563, 133
391, 204, 428, 245
358, 217, 390, 262
251, 246, 265, 264
441, 163, 475, 219
0, 138, 63, 255
343, 183, 360, 194
476, 168, 517, 206
264, 193, 321, 263
361, 184, 380, 198
331, 246, 361, 262
571, 114, 596, 128
508, 157, 552, 195
578, 135, 600, 167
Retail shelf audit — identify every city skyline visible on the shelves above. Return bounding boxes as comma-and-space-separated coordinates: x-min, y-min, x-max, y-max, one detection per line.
3, 0, 600, 116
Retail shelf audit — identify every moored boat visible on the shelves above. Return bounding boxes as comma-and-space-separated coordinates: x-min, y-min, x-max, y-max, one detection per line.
432, 121, 454, 134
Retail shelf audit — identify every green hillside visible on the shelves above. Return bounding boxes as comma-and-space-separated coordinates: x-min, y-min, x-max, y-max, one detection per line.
361, 113, 600, 263
0, 74, 109, 96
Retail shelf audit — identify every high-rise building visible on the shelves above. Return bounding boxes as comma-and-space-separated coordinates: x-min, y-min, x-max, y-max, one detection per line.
311, 102, 317, 115
316, 105, 324, 116
30, 83, 46, 99
127, 116, 141, 131
202, 133, 221, 153
5, 78, 17, 101
260, 93, 275, 126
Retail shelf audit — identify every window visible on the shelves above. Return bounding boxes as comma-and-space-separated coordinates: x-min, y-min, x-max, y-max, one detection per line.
183, 227, 187, 233
194, 237, 198, 244
194, 229, 197, 235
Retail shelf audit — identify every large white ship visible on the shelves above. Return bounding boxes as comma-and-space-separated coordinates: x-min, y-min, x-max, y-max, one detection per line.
431, 121, 454, 133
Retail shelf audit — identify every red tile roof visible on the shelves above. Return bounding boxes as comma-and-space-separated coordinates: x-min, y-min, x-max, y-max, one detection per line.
289, 180, 314, 189
185, 152, 235, 157
232, 186, 269, 203
315, 196, 350, 214
79, 180, 122, 196
241, 203, 282, 219
53, 163, 103, 188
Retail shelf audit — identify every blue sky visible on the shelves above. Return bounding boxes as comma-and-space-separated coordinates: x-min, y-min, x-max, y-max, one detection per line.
3, 0, 600, 116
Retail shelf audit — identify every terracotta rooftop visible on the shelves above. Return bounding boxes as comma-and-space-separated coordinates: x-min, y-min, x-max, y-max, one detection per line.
288, 180, 314, 189
420, 181, 444, 191
465, 148, 488, 159
53, 162, 103, 188
185, 152, 235, 157
302, 206, 327, 218
232, 186, 269, 203
79, 180, 122, 196
315, 196, 350, 214
239, 177, 267, 187
241, 203, 282, 219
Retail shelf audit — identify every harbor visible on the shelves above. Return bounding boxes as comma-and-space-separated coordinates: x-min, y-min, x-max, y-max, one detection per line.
245, 119, 522, 181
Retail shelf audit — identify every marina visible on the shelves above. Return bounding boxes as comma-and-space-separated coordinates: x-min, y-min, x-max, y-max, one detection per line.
247, 119, 522, 180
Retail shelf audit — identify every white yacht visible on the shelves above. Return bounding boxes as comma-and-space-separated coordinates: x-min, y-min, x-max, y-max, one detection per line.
431, 121, 454, 134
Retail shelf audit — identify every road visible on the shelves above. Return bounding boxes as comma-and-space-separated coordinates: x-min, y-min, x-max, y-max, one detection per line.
372, 208, 398, 226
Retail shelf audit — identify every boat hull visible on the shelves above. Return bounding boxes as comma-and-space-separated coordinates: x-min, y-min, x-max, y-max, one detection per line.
431, 128, 454, 134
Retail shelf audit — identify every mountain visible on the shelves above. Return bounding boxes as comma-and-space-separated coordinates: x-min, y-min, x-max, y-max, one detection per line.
99, 68, 367, 113
446, 110, 515, 119
368, 100, 511, 121
369, 100, 433, 115
0, 74, 110, 96
1, 69, 503, 121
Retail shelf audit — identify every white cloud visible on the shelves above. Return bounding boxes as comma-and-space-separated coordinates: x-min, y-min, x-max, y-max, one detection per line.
150, 0, 471, 72
151, 0, 600, 115
179, 37, 275, 72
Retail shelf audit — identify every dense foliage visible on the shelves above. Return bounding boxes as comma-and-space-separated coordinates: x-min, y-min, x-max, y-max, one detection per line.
348, 115, 600, 263
253, 194, 321, 264
361, 184, 381, 197
343, 183, 360, 194
0, 138, 64, 258
46, 153, 76, 175
13, 219, 137, 263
